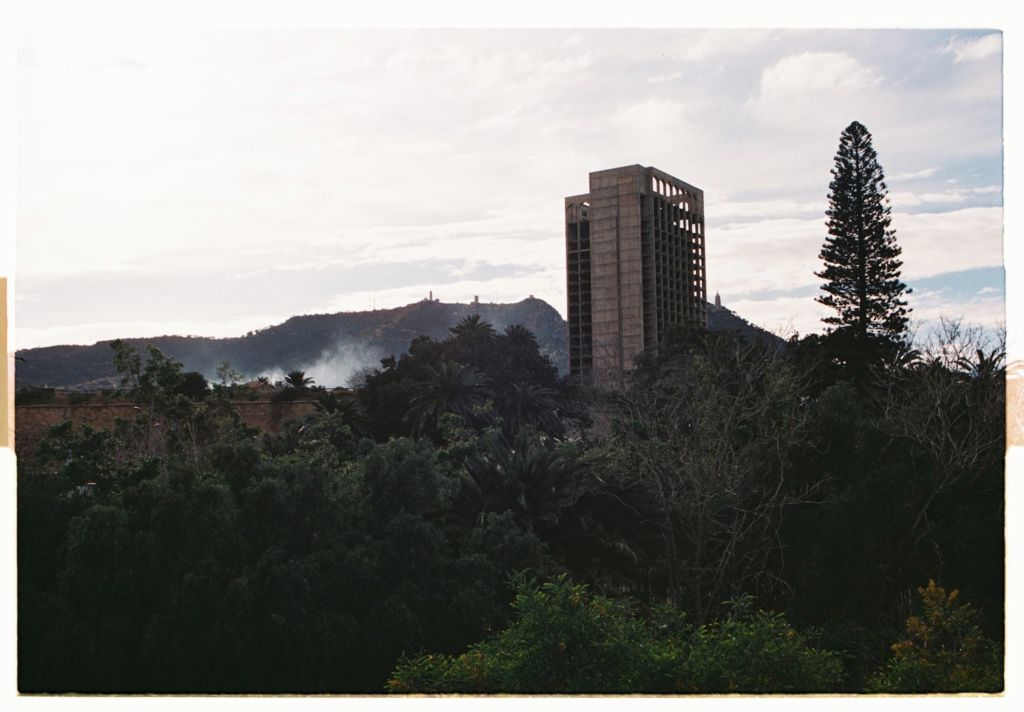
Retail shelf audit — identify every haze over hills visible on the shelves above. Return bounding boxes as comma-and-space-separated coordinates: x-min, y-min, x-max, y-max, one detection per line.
15, 297, 779, 390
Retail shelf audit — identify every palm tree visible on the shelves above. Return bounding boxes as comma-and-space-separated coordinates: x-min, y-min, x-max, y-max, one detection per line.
503, 382, 561, 436
466, 428, 589, 532
285, 370, 314, 389
450, 314, 496, 341
503, 323, 539, 349
406, 360, 492, 434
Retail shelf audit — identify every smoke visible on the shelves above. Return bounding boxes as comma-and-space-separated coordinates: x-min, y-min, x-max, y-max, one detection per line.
303, 341, 384, 388
255, 340, 384, 389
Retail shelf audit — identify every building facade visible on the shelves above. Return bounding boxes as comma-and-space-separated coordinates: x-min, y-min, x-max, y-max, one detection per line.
566, 165, 706, 386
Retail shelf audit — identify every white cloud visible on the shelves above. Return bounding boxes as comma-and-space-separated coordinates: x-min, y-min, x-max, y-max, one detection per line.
611, 98, 689, 130
723, 259, 1005, 342
707, 217, 824, 296
894, 206, 1003, 280
943, 33, 1002, 64
16, 315, 286, 351
707, 206, 1003, 312
909, 289, 1005, 328
890, 185, 1000, 207
890, 191, 965, 206
645, 71, 681, 84
472, 107, 523, 131
670, 29, 775, 63
889, 167, 939, 181
758, 52, 883, 100
711, 198, 824, 222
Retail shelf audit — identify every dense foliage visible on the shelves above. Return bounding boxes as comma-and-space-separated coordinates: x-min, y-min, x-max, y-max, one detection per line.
18, 308, 1003, 693
18, 333, 561, 692
387, 577, 843, 693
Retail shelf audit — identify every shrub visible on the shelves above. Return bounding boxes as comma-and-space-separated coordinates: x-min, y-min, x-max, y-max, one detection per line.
670, 596, 844, 693
387, 575, 647, 693
386, 578, 843, 694
867, 580, 1002, 693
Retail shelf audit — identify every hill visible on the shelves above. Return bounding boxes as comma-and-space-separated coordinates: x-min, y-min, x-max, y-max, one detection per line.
15, 298, 569, 390
15, 297, 782, 390
706, 302, 785, 347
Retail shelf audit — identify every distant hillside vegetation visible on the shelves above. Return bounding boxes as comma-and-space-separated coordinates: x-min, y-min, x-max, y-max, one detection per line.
16, 297, 781, 389
706, 302, 785, 347
15, 298, 570, 390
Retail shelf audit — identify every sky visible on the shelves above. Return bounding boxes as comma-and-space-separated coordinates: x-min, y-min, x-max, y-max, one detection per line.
14, 28, 1004, 349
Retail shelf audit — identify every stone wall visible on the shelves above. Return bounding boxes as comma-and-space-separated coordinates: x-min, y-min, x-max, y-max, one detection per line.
14, 399, 318, 455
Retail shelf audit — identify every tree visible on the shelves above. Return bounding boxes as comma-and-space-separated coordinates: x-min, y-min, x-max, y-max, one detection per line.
406, 360, 492, 435
604, 334, 822, 623
868, 581, 1002, 692
175, 371, 210, 400
502, 382, 561, 437
284, 370, 314, 389
465, 428, 590, 533
816, 121, 911, 374
450, 314, 496, 341
110, 339, 142, 391
215, 360, 242, 387
873, 319, 1005, 615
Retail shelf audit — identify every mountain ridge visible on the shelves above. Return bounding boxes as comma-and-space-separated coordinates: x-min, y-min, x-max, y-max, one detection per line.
15, 298, 569, 389
16, 297, 780, 389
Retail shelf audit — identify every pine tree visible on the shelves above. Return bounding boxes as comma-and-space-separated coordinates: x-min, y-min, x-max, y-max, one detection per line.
816, 121, 911, 369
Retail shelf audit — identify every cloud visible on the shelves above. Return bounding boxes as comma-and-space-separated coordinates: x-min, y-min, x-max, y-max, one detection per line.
758, 52, 883, 100
902, 267, 1004, 334
645, 71, 681, 85
670, 29, 776, 62
707, 206, 1002, 317
16, 29, 1005, 351
943, 33, 1002, 64
611, 98, 689, 130
894, 206, 1003, 280
725, 266, 1005, 343
889, 167, 939, 181
908, 288, 1005, 328
472, 107, 523, 131
711, 198, 824, 222
890, 185, 1001, 207
707, 216, 824, 297
16, 315, 285, 351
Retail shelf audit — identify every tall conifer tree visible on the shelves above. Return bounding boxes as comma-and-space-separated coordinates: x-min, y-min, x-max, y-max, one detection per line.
816, 121, 911, 366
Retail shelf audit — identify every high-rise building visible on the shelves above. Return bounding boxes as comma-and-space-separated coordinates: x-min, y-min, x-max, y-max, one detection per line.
565, 165, 706, 386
